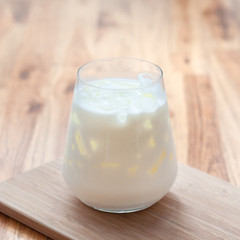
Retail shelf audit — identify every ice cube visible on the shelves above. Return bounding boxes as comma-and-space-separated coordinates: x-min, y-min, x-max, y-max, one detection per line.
138, 73, 153, 88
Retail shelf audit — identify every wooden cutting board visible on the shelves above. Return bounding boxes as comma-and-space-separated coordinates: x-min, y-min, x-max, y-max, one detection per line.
0, 161, 239, 240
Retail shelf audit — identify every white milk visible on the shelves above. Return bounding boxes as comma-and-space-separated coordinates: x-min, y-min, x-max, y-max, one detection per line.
63, 78, 177, 212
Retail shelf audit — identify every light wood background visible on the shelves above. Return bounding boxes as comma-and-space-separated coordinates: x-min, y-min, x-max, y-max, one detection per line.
0, 0, 240, 239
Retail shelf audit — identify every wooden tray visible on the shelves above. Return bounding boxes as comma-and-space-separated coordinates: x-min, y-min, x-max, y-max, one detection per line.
0, 160, 240, 240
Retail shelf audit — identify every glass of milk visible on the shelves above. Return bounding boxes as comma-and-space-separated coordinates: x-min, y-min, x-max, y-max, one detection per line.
63, 58, 177, 213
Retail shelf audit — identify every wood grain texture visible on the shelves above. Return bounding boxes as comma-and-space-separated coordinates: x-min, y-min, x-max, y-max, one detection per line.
1, 160, 240, 240
0, 0, 240, 238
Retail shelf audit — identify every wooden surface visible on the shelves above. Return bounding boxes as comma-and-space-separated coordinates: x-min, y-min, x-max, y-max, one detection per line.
1, 160, 240, 240
0, 0, 240, 239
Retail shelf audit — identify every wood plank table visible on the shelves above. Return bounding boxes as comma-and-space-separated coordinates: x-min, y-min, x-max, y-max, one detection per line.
0, 0, 240, 239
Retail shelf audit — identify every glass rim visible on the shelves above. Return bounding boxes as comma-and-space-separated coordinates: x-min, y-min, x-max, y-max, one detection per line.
77, 58, 164, 91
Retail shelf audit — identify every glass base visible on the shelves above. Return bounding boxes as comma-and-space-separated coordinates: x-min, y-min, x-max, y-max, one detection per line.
91, 203, 154, 214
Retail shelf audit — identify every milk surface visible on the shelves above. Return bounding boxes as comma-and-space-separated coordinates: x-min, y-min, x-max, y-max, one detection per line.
63, 78, 177, 211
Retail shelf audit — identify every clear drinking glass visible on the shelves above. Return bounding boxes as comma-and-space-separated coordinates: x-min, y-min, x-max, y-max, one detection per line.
62, 58, 177, 213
